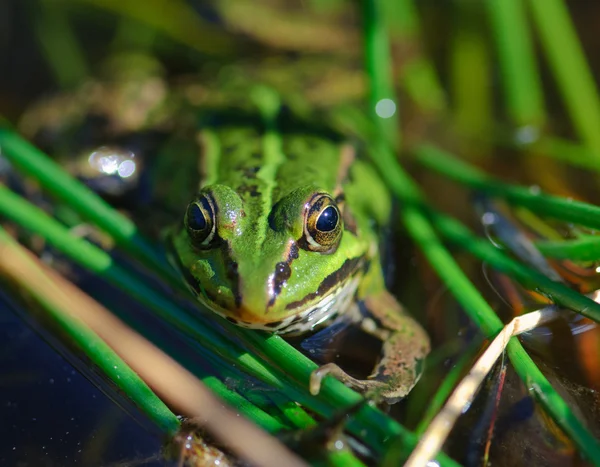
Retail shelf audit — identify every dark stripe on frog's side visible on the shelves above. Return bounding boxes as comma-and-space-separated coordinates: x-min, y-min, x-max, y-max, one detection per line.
285, 256, 366, 311
267, 242, 300, 308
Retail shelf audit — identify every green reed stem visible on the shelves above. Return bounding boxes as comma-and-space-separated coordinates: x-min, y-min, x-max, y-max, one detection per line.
404, 58, 448, 115
363, 0, 400, 149
527, 0, 600, 160
238, 331, 415, 456
416, 143, 600, 231
428, 210, 600, 323
487, 0, 545, 126
450, 3, 492, 150
535, 137, 600, 171
203, 375, 287, 433
195, 349, 320, 436
329, 452, 368, 467
536, 237, 600, 262
0, 227, 180, 436
268, 393, 317, 430
174, 347, 364, 467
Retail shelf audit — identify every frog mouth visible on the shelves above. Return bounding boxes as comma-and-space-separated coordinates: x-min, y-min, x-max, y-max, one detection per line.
199, 275, 361, 334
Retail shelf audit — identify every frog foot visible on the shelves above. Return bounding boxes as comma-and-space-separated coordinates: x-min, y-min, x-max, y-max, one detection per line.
310, 363, 400, 404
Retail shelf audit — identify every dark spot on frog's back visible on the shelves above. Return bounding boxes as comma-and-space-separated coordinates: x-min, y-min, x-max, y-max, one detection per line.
238, 183, 260, 198
242, 166, 261, 178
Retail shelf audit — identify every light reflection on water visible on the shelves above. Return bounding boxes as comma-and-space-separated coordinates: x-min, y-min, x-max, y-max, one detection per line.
88, 146, 137, 179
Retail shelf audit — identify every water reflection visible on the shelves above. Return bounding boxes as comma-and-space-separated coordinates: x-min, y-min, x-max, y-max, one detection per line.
88, 146, 137, 177
78, 146, 140, 196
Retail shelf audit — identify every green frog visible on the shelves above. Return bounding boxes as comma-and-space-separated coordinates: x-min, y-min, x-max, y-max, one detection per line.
19, 61, 430, 402
169, 86, 430, 402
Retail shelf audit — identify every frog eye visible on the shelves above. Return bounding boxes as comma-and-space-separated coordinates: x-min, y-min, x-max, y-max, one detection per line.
185, 195, 216, 246
303, 193, 343, 252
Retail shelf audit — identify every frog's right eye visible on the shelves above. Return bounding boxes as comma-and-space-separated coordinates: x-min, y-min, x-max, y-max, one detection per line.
302, 193, 343, 253
185, 195, 216, 246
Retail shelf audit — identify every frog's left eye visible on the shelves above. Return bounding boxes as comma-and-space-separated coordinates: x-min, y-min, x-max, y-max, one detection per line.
185, 195, 216, 247
303, 193, 343, 252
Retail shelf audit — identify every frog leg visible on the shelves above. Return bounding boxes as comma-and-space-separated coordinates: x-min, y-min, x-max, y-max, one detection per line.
310, 265, 430, 403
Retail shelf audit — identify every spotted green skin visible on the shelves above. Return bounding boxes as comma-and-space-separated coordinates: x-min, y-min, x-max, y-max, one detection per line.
170, 87, 430, 400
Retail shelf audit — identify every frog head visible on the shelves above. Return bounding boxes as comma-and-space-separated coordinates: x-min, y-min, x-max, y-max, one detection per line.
169, 183, 368, 333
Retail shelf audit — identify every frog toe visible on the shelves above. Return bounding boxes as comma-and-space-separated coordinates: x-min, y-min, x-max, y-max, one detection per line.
310, 363, 399, 404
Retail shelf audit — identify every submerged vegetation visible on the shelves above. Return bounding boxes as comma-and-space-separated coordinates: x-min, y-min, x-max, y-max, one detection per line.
2, 0, 600, 465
